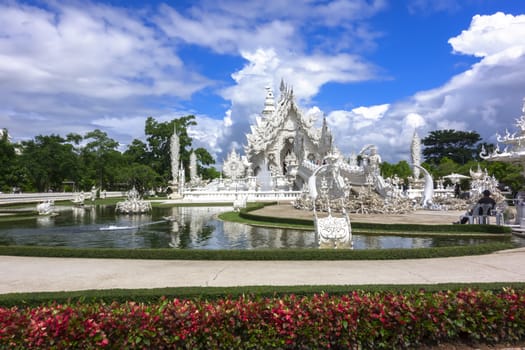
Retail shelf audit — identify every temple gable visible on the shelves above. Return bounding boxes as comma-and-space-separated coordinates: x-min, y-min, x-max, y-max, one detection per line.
244, 82, 325, 177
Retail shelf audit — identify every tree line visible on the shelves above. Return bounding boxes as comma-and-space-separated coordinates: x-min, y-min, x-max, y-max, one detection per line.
0, 116, 219, 194
1, 124, 523, 194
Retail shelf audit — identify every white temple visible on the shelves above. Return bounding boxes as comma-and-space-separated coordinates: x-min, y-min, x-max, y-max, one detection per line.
182, 80, 411, 208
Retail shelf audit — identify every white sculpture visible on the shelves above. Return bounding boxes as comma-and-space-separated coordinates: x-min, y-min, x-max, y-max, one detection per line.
170, 126, 180, 184
36, 200, 57, 216
115, 187, 152, 214
308, 159, 352, 249
413, 164, 434, 208
233, 195, 248, 212
223, 148, 248, 180
71, 192, 85, 206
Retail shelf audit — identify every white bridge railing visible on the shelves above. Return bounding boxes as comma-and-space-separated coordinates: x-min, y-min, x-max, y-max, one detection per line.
181, 190, 302, 203
0, 191, 126, 205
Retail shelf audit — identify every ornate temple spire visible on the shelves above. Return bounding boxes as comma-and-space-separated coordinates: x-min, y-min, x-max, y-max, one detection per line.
189, 150, 197, 180
170, 125, 180, 184
411, 129, 421, 179
319, 116, 333, 156
262, 86, 275, 116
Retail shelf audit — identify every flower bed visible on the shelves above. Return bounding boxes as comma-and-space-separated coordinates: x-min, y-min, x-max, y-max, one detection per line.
1, 289, 524, 349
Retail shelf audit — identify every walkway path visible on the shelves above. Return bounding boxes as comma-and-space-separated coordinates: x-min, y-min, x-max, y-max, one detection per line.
2, 247, 525, 294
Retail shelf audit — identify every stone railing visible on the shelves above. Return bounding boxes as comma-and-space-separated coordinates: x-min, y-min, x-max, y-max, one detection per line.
0, 191, 126, 205
181, 190, 302, 203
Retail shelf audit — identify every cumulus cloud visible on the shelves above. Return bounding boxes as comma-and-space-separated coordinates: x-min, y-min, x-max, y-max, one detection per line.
404, 113, 426, 129
449, 12, 525, 57
156, 0, 386, 54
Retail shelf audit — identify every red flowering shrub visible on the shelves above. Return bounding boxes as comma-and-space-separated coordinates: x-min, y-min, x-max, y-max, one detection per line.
1, 288, 524, 349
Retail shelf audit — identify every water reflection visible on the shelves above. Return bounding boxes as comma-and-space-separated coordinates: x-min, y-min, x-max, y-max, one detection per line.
0, 205, 519, 249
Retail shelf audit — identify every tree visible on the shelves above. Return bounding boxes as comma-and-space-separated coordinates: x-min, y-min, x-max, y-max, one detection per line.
483, 161, 525, 193
123, 139, 149, 165
0, 129, 18, 192
194, 147, 220, 180
422, 129, 482, 165
81, 129, 121, 190
20, 135, 79, 191
116, 163, 160, 195
379, 160, 412, 182
144, 116, 217, 181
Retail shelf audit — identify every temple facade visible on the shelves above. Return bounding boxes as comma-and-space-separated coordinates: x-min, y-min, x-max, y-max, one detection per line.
220, 80, 395, 197
222, 81, 335, 191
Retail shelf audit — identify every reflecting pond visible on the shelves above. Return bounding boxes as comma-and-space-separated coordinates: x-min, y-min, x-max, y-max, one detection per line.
0, 205, 519, 249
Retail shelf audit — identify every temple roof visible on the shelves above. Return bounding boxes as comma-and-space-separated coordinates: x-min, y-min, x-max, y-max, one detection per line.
244, 82, 320, 157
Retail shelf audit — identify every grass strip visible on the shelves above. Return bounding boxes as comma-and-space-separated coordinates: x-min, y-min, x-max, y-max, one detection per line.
1, 282, 525, 307
0, 242, 515, 260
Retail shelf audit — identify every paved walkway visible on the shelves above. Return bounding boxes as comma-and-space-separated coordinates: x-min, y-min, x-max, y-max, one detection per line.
1, 247, 525, 294
2, 203, 524, 294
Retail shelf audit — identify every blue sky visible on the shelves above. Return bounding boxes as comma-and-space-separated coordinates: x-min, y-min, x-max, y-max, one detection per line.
1, 0, 525, 164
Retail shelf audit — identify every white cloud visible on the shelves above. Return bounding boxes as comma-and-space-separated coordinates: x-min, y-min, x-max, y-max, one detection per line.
404, 113, 425, 129
156, 0, 386, 55
407, 0, 461, 15
210, 9, 525, 164
449, 12, 525, 58
0, 2, 209, 99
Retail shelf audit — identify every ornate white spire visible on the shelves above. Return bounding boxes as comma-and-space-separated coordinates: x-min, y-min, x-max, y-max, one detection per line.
411, 129, 421, 179
262, 86, 275, 116
170, 126, 180, 184
189, 150, 197, 180
319, 116, 333, 156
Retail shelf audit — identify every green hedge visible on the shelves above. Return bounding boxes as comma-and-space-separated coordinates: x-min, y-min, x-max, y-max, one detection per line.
2, 282, 525, 308
0, 242, 516, 261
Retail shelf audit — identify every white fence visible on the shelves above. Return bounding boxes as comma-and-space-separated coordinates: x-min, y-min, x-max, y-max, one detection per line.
181, 190, 302, 203
0, 191, 125, 205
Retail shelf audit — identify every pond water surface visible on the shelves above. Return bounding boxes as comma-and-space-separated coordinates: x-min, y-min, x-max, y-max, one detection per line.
0, 205, 518, 249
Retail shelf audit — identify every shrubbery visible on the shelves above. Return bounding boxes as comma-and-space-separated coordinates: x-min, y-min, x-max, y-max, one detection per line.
1, 288, 524, 349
